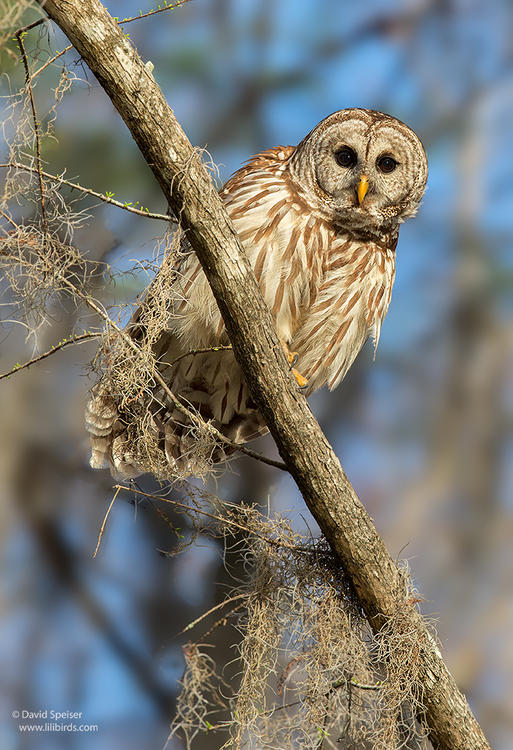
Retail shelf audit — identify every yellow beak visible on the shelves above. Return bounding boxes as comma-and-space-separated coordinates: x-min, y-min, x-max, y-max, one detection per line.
357, 175, 369, 205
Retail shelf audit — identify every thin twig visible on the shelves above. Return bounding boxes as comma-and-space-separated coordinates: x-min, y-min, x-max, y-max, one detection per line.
15, 32, 49, 242
197, 600, 246, 641
205, 675, 383, 733
15, 17, 47, 35
118, 0, 192, 25
286, 681, 378, 720
267, 677, 382, 716
114, 484, 303, 553
93, 485, 121, 557
315, 701, 330, 750
0, 208, 18, 230
0, 332, 99, 382
151, 502, 187, 540
342, 678, 382, 691
30, 44, 73, 81
179, 592, 248, 635
164, 345, 233, 368
1, 162, 171, 222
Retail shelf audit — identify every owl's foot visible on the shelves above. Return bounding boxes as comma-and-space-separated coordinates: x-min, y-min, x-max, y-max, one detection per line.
291, 367, 308, 389
281, 340, 308, 389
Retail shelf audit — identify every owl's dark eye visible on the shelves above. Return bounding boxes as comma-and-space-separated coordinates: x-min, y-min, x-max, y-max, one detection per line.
335, 146, 357, 169
376, 155, 398, 173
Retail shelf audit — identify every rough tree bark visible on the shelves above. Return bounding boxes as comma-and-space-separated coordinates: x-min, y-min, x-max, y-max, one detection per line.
36, 1, 490, 748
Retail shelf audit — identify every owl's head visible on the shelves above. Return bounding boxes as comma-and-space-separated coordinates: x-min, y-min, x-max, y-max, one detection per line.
290, 108, 428, 235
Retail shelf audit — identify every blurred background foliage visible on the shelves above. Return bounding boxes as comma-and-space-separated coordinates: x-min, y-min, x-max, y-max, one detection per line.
1, 0, 512, 748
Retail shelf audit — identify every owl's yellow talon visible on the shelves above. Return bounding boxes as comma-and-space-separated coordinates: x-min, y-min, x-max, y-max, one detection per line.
281, 340, 308, 388
292, 367, 308, 389
280, 339, 296, 365
286, 349, 299, 368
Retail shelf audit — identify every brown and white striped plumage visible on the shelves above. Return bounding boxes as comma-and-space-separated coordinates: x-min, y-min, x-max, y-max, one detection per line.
86, 108, 428, 478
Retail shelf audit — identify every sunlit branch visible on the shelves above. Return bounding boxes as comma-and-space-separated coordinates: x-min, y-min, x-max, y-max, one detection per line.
118, 0, 193, 25
15, 17, 47, 35
179, 592, 249, 636
163, 345, 233, 367
30, 44, 73, 81
1, 162, 171, 222
93, 485, 121, 558
0, 332, 99, 382
0, 208, 19, 231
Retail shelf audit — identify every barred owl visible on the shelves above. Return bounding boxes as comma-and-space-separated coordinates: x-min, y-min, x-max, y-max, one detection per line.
86, 108, 428, 478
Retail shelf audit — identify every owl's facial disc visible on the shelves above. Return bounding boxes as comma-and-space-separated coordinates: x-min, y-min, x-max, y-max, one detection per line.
302, 111, 428, 235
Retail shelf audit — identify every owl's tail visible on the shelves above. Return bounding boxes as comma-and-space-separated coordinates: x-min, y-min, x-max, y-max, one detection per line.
85, 386, 142, 479
85, 387, 207, 480
85, 341, 270, 480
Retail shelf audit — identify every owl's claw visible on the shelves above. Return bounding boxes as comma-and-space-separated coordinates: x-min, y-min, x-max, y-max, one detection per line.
291, 367, 309, 389
281, 340, 308, 389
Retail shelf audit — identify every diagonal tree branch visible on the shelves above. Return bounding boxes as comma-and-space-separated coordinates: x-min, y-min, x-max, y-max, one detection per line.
1, 162, 171, 221
0, 332, 99, 382
35, 1, 490, 748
